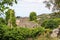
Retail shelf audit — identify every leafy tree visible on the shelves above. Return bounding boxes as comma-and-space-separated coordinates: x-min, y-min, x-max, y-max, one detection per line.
0, 0, 17, 26
29, 12, 37, 21
5, 9, 16, 27
44, 0, 60, 11
16, 16, 21, 18
0, 0, 17, 17
41, 19, 58, 29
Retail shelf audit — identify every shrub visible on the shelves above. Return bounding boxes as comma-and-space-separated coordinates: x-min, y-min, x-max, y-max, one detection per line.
0, 24, 5, 40
0, 18, 5, 24
28, 27, 45, 37
53, 18, 60, 25
0, 25, 45, 40
41, 19, 58, 29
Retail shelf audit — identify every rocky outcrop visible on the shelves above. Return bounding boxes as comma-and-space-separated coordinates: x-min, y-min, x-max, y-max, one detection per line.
51, 28, 60, 38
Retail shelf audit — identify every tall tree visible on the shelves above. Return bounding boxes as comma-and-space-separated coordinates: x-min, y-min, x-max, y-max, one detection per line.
5, 9, 16, 27
44, 0, 60, 11
29, 12, 37, 21
0, 0, 17, 16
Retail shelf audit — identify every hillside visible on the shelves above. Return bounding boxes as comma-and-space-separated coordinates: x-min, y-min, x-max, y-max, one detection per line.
38, 12, 60, 19
37, 12, 60, 25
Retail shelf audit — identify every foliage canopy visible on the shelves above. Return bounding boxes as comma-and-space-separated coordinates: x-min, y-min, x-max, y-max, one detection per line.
29, 12, 37, 21
41, 19, 58, 29
44, 0, 60, 11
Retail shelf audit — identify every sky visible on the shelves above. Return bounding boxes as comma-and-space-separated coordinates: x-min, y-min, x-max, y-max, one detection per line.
10, 0, 52, 17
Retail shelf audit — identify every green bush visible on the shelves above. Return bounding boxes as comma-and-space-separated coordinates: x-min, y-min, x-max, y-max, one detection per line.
0, 18, 5, 24
0, 24, 5, 40
41, 19, 58, 29
0, 24, 45, 40
28, 27, 45, 37
53, 18, 60, 25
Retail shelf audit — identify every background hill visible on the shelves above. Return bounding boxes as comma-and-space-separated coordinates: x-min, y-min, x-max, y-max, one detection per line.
37, 12, 60, 25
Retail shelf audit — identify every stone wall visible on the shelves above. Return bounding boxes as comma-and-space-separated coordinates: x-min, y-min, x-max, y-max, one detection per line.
16, 17, 38, 28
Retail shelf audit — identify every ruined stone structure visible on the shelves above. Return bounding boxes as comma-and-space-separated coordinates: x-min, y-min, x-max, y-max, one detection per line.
16, 17, 38, 28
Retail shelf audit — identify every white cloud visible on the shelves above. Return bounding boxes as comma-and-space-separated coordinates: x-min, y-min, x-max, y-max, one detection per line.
10, 0, 52, 17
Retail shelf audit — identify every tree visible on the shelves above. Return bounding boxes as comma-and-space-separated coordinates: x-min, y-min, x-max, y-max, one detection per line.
5, 9, 16, 27
29, 12, 37, 21
44, 0, 60, 11
0, 0, 17, 17
41, 19, 58, 29
0, 0, 17, 26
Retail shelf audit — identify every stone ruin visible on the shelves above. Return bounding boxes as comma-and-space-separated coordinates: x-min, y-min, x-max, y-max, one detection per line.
16, 17, 38, 28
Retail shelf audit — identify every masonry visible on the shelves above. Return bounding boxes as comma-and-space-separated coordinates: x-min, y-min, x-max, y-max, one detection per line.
16, 17, 38, 28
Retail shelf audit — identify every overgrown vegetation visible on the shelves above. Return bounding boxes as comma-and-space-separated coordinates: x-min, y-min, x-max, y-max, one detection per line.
41, 19, 58, 29
5, 9, 16, 27
0, 24, 45, 40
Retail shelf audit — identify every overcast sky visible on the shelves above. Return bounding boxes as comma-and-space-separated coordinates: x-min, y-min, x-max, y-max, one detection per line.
10, 0, 52, 17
